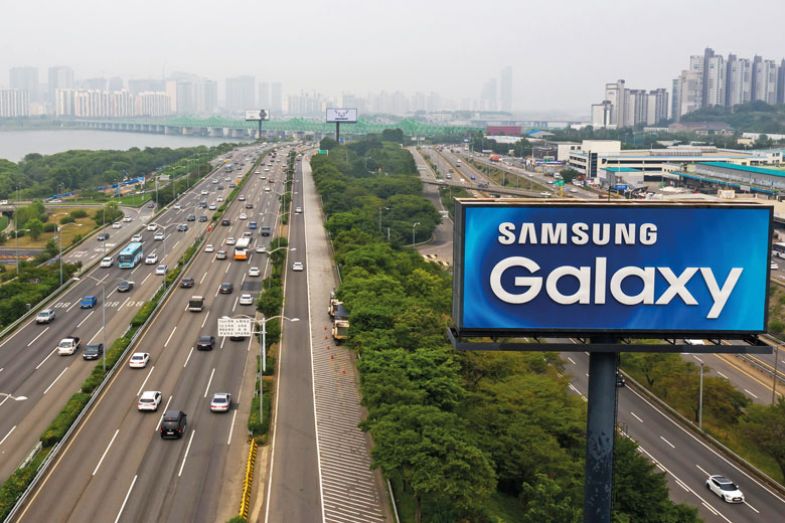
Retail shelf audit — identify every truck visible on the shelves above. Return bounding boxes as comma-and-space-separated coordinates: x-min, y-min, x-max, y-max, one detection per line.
188, 296, 204, 312
489, 154, 501, 162
331, 302, 350, 343
57, 336, 80, 356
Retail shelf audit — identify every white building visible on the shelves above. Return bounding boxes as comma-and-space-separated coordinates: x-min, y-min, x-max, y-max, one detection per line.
0, 89, 30, 118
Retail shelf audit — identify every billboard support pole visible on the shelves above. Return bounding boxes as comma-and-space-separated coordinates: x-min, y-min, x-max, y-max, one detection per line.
335, 122, 340, 143
583, 343, 618, 523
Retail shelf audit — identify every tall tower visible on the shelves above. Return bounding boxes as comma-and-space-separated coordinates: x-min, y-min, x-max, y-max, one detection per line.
500, 66, 512, 112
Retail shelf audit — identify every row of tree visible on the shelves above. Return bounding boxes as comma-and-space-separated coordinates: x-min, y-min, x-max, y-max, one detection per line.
310, 136, 699, 522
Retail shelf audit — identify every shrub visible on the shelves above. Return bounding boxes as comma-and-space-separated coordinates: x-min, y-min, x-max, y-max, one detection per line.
59, 215, 75, 225
69, 209, 88, 219
43, 223, 57, 233
40, 392, 91, 447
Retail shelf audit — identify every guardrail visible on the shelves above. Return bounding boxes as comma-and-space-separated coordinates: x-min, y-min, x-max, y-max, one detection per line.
238, 440, 257, 520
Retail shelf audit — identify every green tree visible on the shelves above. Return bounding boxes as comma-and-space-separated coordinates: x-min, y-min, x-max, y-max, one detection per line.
27, 218, 43, 240
740, 397, 785, 479
520, 473, 581, 523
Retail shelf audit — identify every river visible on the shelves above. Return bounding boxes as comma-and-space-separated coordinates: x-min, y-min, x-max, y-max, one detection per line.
0, 129, 251, 162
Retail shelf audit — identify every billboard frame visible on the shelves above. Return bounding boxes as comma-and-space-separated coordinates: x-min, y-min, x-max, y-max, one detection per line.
326, 108, 358, 123
451, 198, 773, 353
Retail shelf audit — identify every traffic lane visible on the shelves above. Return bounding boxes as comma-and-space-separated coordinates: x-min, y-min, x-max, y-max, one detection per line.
693, 352, 777, 405
565, 352, 785, 522
266, 160, 322, 522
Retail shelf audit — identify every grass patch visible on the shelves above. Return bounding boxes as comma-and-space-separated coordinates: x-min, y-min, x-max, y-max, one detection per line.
12, 209, 96, 249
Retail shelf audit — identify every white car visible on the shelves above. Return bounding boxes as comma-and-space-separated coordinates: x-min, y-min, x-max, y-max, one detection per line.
123, 216, 133, 222
239, 293, 254, 306
238, 195, 246, 201
292, 261, 304, 272
100, 256, 113, 268
36, 309, 56, 324
238, 213, 247, 220
210, 392, 232, 413
201, 190, 208, 195
137, 390, 162, 412
155, 264, 167, 275
205, 244, 215, 253
129, 352, 150, 368
147, 223, 157, 231
295, 206, 302, 213
131, 233, 143, 242
772, 261, 779, 270
216, 196, 224, 202
154, 231, 165, 241
145, 252, 158, 265
706, 475, 745, 503
225, 237, 236, 246
208, 204, 217, 210
255, 245, 265, 253
264, 187, 271, 192
112, 221, 122, 229
248, 266, 260, 277
174, 203, 181, 210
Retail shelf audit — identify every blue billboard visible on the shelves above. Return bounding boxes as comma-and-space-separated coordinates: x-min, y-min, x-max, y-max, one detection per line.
453, 201, 772, 335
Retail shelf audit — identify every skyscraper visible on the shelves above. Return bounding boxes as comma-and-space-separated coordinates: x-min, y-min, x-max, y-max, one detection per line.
10, 66, 39, 101
258, 82, 270, 110
48, 66, 74, 108
225, 75, 255, 112
271, 82, 283, 115
500, 66, 512, 112
480, 78, 497, 111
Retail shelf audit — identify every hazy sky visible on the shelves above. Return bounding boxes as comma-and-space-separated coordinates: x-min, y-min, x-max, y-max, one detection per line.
3, 0, 785, 114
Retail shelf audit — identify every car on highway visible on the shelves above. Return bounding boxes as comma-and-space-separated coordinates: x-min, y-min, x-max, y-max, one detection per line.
196, 335, 215, 351
123, 216, 133, 222
205, 244, 214, 253
82, 343, 104, 361
245, 203, 253, 209
200, 190, 208, 196
96, 232, 109, 241
208, 203, 217, 210
199, 215, 208, 222
216, 196, 224, 202
131, 233, 143, 242
56, 336, 80, 356
295, 206, 302, 213
216, 250, 227, 260
117, 280, 133, 293
264, 187, 271, 192
225, 237, 236, 246
210, 393, 232, 413
255, 245, 265, 253
180, 276, 195, 288
100, 256, 113, 268
186, 214, 196, 222
112, 221, 122, 229
248, 266, 260, 277
173, 203, 181, 210
239, 293, 254, 306
238, 195, 246, 201
147, 202, 155, 208
147, 223, 157, 231
238, 213, 247, 220
154, 230, 164, 241
80, 295, 97, 309
36, 308, 56, 324
219, 282, 233, 294
772, 261, 779, 270
248, 221, 257, 230
145, 252, 158, 265
706, 475, 744, 503
129, 352, 151, 368
177, 223, 188, 232
138, 391, 163, 412
155, 264, 167, 275
292, 261, 304, 272
221, 218, 231, 226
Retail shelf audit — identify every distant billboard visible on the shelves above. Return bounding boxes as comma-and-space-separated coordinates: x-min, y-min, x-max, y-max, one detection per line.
452, 200, 772, 337
245, 109, 269, 121
326, 108, 357, 123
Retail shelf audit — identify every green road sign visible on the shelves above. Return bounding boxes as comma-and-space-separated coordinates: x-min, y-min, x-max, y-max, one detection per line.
318, 149, 329, 155
554, 180, 565, 187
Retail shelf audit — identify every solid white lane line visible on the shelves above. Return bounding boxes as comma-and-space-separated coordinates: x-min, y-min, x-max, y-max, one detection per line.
696, 464, 711, 476
156, 396, 173, 432
630, 411, 644, 423
35, 348, 57, 370
183, 347, 194, 368
200, 271, 208, 284
659, 435, 676, 449
164, 326, 177, 348
0, 426, 16, 447
232, 297, 238, 313
27, 327, 49, 347
744, 388, 759, 399
141, 273, 151, 286
220, 337, 226, 350
201, 311, 210, 329
136, 366, 155, 397
224, 263, 230, 274
76, 310, 95, 328
203, 368, 215, 398
717, 371, 728, 379
113, 474, 137, 523
120, 297, 130, 309
228, 410, 237, 445
567, 357, 576, 365
92, 428, 120, 476
66, 301, 80, 313
177, 430, 196, 477
44, 367, 68, 395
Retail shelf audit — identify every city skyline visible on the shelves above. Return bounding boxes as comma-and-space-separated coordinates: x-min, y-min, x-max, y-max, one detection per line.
3, 0, 785, 116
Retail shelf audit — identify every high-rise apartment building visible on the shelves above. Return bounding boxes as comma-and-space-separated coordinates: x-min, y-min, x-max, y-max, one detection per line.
55, 88, 171, 118
225, 75, 255, 112
129, 79, 165, 95
480, 78, 498, 111
0, 89, 30, 118
592, 80, 668, 128
47, 66, 74, 107
500, 66, 512, 112
10, 66, 39, 102
165, 74, 217, 115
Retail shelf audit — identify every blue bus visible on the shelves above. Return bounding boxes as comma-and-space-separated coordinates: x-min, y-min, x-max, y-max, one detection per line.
118, 242, 144, 269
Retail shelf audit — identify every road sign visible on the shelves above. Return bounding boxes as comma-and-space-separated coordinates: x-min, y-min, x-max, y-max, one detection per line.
554, 180, 565, 187
218, 317, 253, 338
317, 149, 329, 155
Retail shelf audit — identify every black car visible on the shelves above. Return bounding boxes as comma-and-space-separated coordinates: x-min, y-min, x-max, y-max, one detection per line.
198, 215, 208, 222
186, 214, 196, 222
160, 410, 187, 439
616, 372, 626, 387
245, 203, 253, 209
219, 282, 233, 294
117, 280, 133, 292
82, 343, 104, 360
180, 277, 195, 288
96, 232, 109, 241
221, 218, 231, 226
177, 223, 188, 232
196, 335, 215, 351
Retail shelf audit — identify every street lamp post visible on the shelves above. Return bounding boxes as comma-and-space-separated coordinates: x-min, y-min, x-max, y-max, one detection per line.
258, 316, 299, 421
698, 362, 704, 429
0, 392, 28, 405
412, 222, 420, 247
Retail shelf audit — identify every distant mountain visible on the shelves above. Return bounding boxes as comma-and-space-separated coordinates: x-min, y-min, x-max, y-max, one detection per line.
681, 101, 785, 133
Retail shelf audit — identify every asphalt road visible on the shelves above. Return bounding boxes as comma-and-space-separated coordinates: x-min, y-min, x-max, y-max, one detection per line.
13, 144, 283, 522
0, 173, 211, 483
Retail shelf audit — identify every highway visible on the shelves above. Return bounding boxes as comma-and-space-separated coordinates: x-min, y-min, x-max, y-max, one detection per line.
0, 153, 241, 484
12, 144, 280, 522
